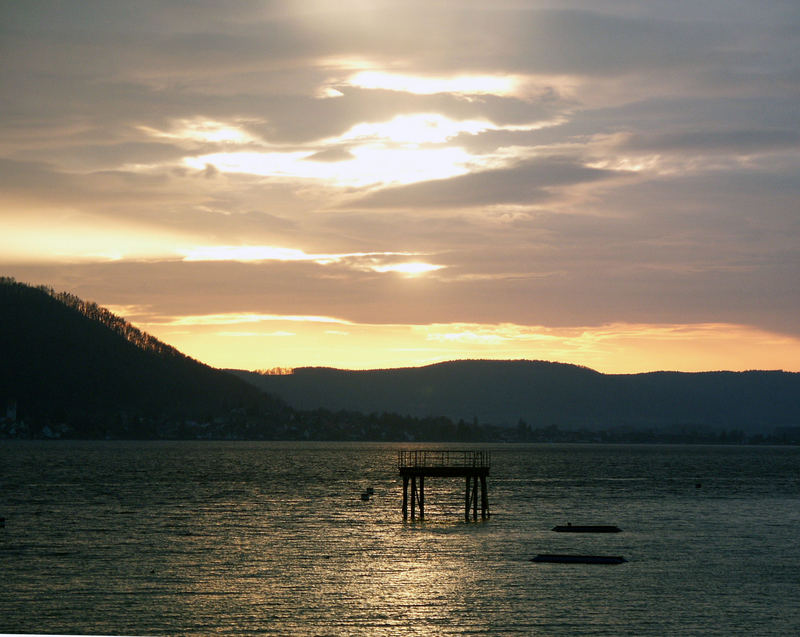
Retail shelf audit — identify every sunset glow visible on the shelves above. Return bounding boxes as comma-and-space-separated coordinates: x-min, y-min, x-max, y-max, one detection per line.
370, 262, 445, 275
5, 7, 800, 634
0, 214, 189, 263
140, 118, 258, 144
184, 144, 475, 186
341, 113, 492, 144
180, 246, 441, 275
139, 317, 800, 374
345, 71, 519, 96
3, 1, 799, 374
158, 313, 353, 327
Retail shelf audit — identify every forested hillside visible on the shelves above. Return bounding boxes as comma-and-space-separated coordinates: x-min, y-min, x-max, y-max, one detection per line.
0, 278, 291, 438
233, 360, 800, 435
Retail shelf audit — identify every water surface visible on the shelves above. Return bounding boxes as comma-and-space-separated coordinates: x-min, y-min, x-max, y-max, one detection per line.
2, 442, 799, 635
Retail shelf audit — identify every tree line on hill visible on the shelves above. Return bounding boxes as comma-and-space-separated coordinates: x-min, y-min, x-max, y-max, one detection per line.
0, 277, 288, 439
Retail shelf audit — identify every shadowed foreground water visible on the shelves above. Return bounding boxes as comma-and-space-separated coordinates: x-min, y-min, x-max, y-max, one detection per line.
1, 441, 799, 635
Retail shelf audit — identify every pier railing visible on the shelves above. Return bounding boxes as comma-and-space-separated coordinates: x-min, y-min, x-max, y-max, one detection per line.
398, 449, 490, 470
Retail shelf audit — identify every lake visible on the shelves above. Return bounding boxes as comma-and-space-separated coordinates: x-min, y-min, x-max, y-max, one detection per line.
2, 441, 799, 635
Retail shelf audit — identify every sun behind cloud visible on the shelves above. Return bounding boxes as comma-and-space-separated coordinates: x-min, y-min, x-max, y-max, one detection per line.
343, 71, 520, 96
370, 262, 445, 275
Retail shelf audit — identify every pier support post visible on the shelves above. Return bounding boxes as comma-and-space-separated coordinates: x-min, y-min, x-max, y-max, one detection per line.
419, 476, 425, 520
402, 475, 409, 520
472, 475, 478, 520
480, 475, 488, 519
465, 476, 471, 521
411, 476, 417, 520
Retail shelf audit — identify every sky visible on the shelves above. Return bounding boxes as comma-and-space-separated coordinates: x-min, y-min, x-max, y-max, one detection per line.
2, 1, 799, 373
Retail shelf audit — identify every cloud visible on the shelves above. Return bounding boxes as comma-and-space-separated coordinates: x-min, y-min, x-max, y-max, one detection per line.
620, 129, 800, 155
2, 1, 800, 372
306, 147, 356, 162
349, 157, 626, 208
19, 142, 189, 172
153, 313, 353, 327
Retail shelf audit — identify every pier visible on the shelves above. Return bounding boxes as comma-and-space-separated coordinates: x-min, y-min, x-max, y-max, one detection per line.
398, 449, 490, 521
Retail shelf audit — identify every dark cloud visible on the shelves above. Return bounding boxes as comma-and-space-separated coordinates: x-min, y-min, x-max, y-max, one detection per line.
17, 141, 188, 171
237, 88, 572, 145
621, 129, 800, 154
306, 147, 355, 162
0, 158, 75, 201
581, 96, 800, 137
349, 158, 625, 209
476, 9, 727, 75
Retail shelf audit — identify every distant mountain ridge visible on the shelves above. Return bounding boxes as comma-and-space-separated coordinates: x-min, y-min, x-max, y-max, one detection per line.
231, 360, 800, 433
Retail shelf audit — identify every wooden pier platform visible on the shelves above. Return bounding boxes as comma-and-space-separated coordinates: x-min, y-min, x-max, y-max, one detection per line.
398, 449, 490, 521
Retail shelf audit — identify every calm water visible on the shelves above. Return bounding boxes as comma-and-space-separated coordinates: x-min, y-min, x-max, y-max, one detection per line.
1, 441, 799, 635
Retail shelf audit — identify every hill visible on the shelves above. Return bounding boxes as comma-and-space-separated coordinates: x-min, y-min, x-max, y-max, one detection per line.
0, 277, 291, 438
231, 360, 800, 435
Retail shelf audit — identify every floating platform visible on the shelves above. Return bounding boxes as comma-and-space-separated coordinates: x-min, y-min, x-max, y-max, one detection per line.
552, 524, 622, 533
531, 554, 627, 564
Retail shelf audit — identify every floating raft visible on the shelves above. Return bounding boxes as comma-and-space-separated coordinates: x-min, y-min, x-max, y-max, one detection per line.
531, 554, 627, 564
552, 524, 622, 533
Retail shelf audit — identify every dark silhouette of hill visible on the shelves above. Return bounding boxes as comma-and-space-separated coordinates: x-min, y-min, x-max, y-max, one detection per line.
0, 277, 290, 438
231, 360, 800, 434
